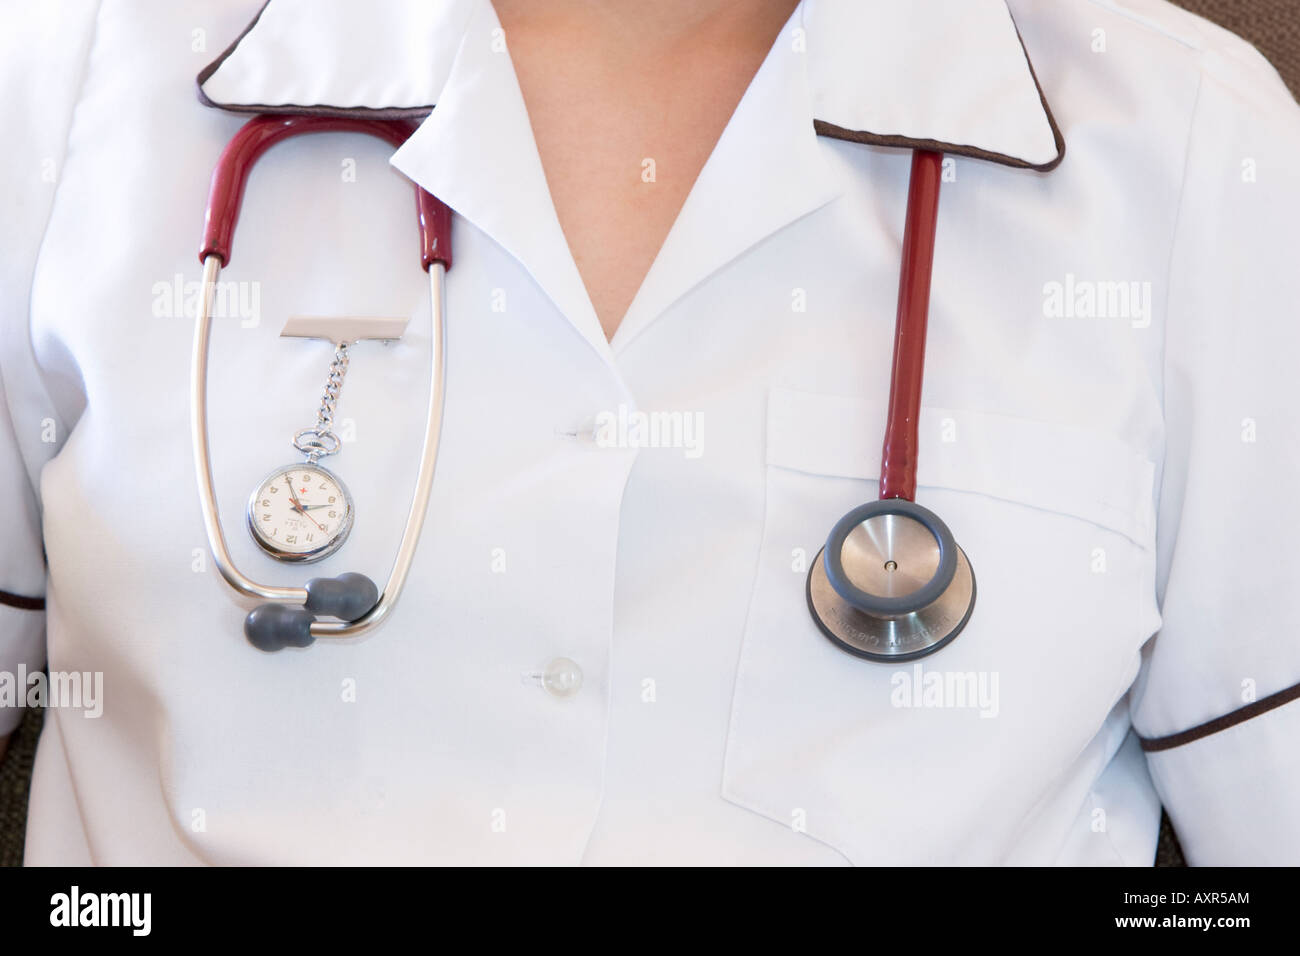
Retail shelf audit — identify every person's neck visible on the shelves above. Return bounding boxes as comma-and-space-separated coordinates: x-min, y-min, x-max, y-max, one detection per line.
492, 0, 800, 56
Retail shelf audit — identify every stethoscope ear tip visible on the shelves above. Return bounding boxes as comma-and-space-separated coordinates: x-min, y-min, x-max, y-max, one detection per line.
243, 573, 379, 652
244, 604, 316, 652
305, 572, 379, 622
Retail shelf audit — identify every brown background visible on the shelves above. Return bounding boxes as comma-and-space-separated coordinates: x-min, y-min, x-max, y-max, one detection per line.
1178, 0, 1300, 98
1, 0, 1297, 867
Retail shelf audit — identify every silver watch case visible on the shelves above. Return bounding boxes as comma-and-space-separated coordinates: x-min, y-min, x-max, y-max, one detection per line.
246, 462, 355, 564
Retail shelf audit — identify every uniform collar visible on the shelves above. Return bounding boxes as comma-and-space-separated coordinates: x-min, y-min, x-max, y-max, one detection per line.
198, 0, 1063, 170
805, 0, 1063, 171
198, 0, 1064, 360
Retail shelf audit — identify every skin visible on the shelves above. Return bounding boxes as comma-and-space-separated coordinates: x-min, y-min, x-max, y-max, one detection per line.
491, 0, 801, 341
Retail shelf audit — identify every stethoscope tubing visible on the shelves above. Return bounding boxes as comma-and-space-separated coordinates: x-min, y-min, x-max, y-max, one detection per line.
879, 150, 943, 503
199, 115, 451, 272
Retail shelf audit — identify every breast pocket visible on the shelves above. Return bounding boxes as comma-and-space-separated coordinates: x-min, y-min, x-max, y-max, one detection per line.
722, 388, 1161, 864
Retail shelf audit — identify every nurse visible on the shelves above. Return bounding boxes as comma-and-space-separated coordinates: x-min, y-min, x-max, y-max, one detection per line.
1, 0, 1298, 866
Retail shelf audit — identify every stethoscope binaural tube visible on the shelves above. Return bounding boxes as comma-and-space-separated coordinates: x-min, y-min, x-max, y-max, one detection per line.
191, 115, 452, 651
806, 150, 977, 662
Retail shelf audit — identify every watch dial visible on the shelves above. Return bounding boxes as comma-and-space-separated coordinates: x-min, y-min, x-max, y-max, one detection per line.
248, 465, 352, 561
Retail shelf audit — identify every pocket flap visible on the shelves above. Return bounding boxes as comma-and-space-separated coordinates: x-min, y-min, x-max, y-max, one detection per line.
766, 387, 1157, 547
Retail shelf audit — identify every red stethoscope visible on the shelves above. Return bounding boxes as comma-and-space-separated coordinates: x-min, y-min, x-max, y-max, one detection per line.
805, 150, 977, 661
191, 115, 452, 651
191, 117, 974, 659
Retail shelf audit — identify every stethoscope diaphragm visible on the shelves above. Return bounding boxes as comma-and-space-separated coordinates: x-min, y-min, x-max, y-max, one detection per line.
804, 150, 977, 662
806, 498, 975, 662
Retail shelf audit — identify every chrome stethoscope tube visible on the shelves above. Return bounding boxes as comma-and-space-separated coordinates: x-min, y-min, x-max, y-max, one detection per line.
190, 115, 452, 650
312, 261, 446, 639
192, 255, 303, 605
191, 257, 447, 638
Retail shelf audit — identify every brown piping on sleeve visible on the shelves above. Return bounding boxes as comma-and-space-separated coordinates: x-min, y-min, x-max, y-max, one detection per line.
1138, 681, 1300, 753
0, 590, 45, 612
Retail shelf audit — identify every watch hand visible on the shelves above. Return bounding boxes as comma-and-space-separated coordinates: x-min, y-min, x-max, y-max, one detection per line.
298, 504, 326, 531
284, 476, 305, 511
283, 476, 325, 531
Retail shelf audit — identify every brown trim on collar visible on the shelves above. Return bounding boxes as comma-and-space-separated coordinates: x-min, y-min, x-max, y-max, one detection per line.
814, 19, 1066, 172
195, 1, 436, 119
198, 3, 1064, 168
1138, 681, 1300, 753
195, 0, 272, 110
0, 589, 45, 612
195, 100, 434, 120
812, 121, 1063, 171
1010, 19, 1068, 171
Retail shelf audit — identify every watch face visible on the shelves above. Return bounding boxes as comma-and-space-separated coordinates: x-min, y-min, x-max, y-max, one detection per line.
246, 463, 354, 563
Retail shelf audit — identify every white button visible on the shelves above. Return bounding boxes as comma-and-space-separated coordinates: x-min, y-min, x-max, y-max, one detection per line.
525, 657, 583, 699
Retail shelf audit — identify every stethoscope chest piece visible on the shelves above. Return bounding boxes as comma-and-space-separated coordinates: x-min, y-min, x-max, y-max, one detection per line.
806, 499, 976, 662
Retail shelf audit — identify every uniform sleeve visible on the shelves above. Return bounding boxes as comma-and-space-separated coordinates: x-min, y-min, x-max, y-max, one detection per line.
0, 370, 46, 739
1132, 40, 1300, 865
0, 0, 100, 737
